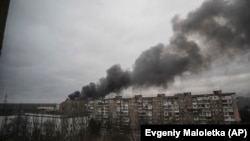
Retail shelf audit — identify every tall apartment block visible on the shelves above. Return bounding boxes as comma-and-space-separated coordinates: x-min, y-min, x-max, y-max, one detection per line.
60, 90, 241, 128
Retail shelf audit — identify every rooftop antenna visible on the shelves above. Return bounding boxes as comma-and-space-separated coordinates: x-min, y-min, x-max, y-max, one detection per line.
219, 81, 222, 92
219, 81, 221, 91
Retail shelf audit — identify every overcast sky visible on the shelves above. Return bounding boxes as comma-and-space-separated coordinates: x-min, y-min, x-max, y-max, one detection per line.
0, 0, 249, 103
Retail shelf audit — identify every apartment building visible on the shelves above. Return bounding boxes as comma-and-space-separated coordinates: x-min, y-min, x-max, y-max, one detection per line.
60, 90, 241, 129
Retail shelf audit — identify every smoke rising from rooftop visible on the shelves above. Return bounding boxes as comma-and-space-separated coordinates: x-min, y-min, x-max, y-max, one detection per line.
70, 0, 250, 100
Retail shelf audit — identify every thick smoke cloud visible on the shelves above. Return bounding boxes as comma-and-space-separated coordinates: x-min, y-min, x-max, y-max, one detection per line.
173, 0, 250, 56
80, 65, 131, 98
132, 34, 204, 87
71, 0, 250, 99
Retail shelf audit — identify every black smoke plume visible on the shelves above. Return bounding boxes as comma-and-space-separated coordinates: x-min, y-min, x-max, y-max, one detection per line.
69, 0, 250, 100
79, 65, 131, 99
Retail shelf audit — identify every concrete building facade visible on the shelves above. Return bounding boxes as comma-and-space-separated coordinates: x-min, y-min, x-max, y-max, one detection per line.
60, 90, 241, 129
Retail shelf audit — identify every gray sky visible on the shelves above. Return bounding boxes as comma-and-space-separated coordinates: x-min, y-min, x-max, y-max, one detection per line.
0, 0, 249, 103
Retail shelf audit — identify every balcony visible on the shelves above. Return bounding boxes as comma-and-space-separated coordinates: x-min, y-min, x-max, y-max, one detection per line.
103, 115, 108, 119
164, 112, 169, 116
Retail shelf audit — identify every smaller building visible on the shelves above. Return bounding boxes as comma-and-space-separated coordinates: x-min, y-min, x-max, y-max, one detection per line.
0, 113, 88, 139
37, 104, 60, 112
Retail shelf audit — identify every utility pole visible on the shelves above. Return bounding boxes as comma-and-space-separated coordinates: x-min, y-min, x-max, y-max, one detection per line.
4, 93, 8, 125
1, 93, 8, 141
3, 93, 8, 123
